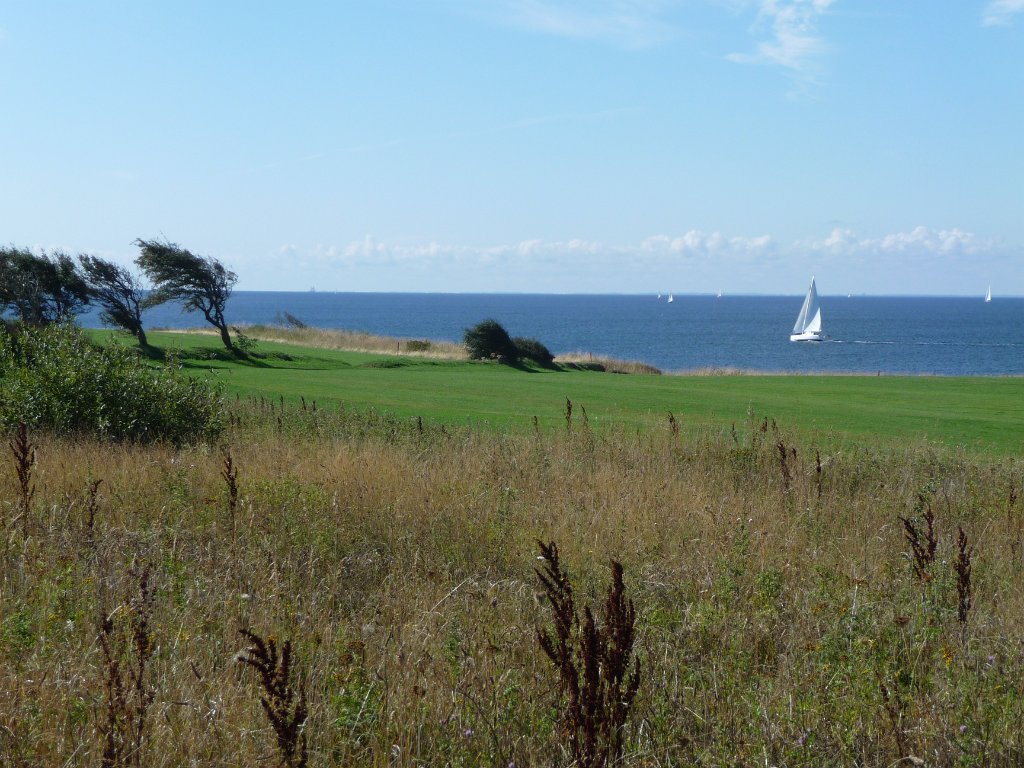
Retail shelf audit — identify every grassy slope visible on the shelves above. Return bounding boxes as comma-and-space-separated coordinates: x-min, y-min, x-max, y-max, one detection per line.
97, 329, 1024, 453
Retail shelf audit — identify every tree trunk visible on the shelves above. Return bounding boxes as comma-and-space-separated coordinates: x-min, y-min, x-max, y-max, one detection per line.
217, 322, 233, 350
136, 326, 148, 348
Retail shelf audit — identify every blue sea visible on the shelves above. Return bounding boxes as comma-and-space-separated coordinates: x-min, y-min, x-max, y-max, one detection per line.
79, 293, 1024, 376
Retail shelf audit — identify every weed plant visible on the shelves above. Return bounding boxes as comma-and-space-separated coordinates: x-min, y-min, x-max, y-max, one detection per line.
0, 404, 1023, 765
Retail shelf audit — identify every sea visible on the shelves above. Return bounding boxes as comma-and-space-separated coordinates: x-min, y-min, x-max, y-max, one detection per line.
78, 293, 1024, 376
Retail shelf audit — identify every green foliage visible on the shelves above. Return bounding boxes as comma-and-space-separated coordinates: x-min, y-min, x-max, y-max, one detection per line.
464, 319, 517, 363
230, 327, 259, 356
0, 247, 90, 325
78, 254, 149, 346
0, 323, 223, 443
134, 238, 237, 349
513, 336, 555, 366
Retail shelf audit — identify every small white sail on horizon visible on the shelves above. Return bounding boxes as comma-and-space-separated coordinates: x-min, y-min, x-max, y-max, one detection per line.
667, 293, 674, 303
790, 277, 823, 342
985, 286, 992, 303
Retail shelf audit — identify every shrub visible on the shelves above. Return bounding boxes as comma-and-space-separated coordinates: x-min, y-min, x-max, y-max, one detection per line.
0, 323, 223, 443
278, 311, 308, 329
464, 319, 517, 363
513, 336, 555, 366
230, 326, 259, 356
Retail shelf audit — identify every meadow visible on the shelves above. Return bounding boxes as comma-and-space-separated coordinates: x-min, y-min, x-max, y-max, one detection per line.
99, 327, 1024, 455
2, 329, 1023, 766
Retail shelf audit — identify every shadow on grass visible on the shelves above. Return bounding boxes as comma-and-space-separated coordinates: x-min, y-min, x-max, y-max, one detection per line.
140, 344, 309, 370
500, 358, 568, 373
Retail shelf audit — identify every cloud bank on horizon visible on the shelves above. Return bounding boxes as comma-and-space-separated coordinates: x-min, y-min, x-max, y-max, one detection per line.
251, 224, 1005, 295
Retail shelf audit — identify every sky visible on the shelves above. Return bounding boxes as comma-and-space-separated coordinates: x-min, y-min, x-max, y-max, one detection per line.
1, 1, 1021, 295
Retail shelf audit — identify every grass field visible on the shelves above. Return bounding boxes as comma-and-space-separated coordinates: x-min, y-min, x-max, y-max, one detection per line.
4, 387, 1024, 766
95, 328, 1024, 455
3, 326, 1024, 765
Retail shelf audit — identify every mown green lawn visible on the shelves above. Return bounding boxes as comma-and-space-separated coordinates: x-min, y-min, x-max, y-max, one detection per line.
94, 329, 1024, 454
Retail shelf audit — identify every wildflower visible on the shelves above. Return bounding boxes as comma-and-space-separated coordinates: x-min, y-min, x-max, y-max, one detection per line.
464, 727, 474, 738
959, 724, 968, 734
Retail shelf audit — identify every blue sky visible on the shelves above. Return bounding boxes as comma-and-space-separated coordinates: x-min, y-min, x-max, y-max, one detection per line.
1, 1, 1021, 294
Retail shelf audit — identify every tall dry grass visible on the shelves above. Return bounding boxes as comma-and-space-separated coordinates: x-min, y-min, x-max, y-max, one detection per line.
236, 324, 468, 359
2, 408, 1023, 765
554, 352, 662, 375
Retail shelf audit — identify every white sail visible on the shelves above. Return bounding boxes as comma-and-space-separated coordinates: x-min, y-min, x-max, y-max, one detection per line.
985, 286, 992, 302
792, 278, 819, 334
791, 277, 823, 341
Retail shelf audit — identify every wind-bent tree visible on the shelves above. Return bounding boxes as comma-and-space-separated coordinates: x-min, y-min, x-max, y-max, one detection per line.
134, 239, 237, 350
0, 247, 91, 325
79, 254, 149, 347
464, 318, 518, 363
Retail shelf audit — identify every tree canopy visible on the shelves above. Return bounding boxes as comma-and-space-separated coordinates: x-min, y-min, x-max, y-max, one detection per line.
135, 238, 237, 350
464, 319, 518, 363
0, 247, 90, 325
79, 254, 149, 346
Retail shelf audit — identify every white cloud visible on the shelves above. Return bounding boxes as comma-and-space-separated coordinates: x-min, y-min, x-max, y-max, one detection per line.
292, 226, 996, 275
640, 230, 776, 259
727, 0, 833, 73
297, 230, 781, 272
982, 0, 1024, 26
256, 225, 1011, 293
483, 0, 679, 48
808, 226, 993, 258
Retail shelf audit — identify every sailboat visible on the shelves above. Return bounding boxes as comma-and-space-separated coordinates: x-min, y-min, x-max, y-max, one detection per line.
985, 286, 992, 303
790, 277, 823, 342
717, 289, 723, 298
667, 293, 674, 303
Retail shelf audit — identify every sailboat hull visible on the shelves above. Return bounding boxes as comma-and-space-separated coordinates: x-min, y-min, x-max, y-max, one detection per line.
790, 331, 823, 342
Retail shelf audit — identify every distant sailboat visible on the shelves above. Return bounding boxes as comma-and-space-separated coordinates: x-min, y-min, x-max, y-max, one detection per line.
790, 277, 823, 342
667, 293, 674, 303
985, 286, 992, 303
717, 289, 723, 298
657, 293, 662, 299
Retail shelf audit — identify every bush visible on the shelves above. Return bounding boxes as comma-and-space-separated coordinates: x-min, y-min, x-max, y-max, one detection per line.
0, 323, 223, 443
230, 327, 259, 356
274, 311, 307, 329
513, 337, 555, 366
464, 319, 518, 363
